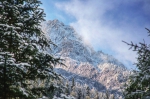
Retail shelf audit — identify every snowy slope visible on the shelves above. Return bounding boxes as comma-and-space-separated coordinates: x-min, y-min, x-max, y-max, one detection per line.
41, 20, 130, 96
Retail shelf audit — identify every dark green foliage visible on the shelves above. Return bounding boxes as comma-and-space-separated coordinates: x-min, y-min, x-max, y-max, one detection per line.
123, 28, 150, 99
0, 53, 33, 99
0, 0, 62, 98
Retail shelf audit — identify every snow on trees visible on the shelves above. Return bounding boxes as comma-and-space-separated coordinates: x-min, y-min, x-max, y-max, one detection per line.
123, 28, 150, 99
0, 0, 63, 98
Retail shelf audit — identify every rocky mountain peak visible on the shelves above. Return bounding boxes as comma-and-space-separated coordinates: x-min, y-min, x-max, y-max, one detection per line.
41, 20, 130, 97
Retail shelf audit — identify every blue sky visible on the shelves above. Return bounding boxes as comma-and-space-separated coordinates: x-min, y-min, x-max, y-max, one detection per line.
41, 0, 150, 69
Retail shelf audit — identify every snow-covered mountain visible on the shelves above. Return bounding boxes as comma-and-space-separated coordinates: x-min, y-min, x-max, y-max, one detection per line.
41, 19, 130, 96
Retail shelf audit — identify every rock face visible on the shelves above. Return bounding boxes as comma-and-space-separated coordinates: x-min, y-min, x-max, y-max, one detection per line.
41, 20, 130, 96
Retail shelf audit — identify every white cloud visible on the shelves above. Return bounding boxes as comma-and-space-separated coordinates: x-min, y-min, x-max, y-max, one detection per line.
55, 0, 150, 69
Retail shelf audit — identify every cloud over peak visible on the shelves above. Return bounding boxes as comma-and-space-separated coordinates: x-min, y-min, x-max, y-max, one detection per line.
42, 0, 150, 69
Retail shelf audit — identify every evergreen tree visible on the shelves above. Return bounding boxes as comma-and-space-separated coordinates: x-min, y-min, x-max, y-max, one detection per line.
123, 28, 150, 99
71, 77, 75, 90
105, 90, 110, 99
0, 0, 62, 98
86, 86, 90, 96
82, 93, 85, 99
77, 88, 82, 99
65, 81, 70, 95
0, 52, 33, 98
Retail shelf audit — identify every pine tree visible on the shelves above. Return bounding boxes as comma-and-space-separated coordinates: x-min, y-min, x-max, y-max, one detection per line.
0, 52, 33, 98
77, 88, 82, 99
123, 28, 150, 99
105, 90, 110, 99
65, 81, 70, 95
86, 86, 90, 96
0, 0, 62, 98
71, 77, 75, 90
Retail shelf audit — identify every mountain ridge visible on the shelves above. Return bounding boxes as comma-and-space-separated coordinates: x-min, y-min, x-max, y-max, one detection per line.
42, 19, 126, 68
41, 19, 130, 96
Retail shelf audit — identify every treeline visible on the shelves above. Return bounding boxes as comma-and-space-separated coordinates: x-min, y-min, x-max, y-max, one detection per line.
62, 78, 123, 99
